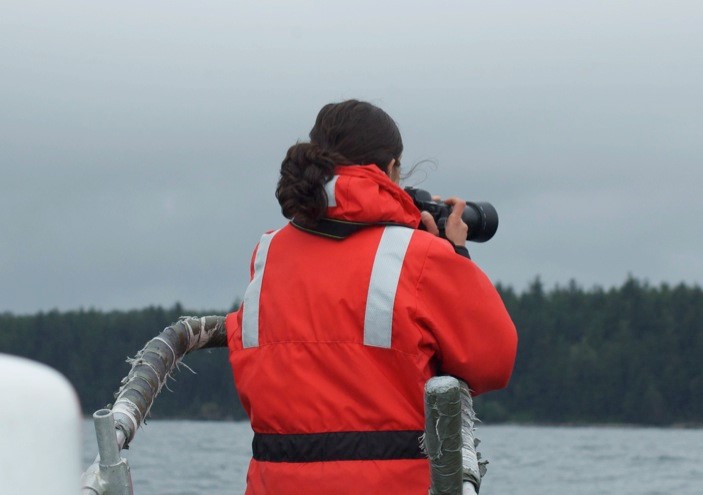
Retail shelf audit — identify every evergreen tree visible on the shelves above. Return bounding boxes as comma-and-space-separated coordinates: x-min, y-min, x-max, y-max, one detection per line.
2, 278, 701, 425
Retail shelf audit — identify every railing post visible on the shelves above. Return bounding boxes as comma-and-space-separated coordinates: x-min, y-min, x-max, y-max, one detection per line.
81, 409, 134, 495
424, 376, 484, 495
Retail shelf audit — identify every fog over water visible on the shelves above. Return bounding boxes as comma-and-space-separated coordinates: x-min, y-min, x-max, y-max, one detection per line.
2, 1, 702, 313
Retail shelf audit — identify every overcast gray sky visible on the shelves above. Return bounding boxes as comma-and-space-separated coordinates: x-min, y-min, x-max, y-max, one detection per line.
1, 1, 701, 314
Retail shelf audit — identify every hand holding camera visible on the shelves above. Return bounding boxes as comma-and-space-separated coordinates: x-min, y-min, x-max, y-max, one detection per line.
405, 187, 499, 244
420, 197, 469, 247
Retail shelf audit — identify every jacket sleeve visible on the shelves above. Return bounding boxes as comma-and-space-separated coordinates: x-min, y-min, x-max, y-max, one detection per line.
415, 239, 518, 396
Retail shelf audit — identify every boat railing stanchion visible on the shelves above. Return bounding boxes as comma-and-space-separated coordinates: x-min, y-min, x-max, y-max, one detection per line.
96, 408, 134, 495
424, 376, 485, 495
81, 409, 134, 495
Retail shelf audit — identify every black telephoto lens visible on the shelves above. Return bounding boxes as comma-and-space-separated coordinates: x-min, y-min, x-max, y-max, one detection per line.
463, 201, 499, 243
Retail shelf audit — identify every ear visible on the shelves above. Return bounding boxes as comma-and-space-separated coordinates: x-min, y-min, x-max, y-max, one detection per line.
385, 158, 396, 176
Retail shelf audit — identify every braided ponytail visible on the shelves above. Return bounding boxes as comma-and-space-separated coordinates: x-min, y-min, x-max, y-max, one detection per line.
275, 143, 347, 226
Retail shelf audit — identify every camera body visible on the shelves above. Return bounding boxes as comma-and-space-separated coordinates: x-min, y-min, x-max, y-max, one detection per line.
404, 187, 499, 243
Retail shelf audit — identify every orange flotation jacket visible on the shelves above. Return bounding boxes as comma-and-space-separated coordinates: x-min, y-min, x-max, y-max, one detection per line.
226, 165, 517, 495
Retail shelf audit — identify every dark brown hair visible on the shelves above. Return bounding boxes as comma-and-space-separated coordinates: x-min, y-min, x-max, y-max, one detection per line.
276, 100, 403, 225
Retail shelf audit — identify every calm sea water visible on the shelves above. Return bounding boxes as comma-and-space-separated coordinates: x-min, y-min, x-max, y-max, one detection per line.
81, 420, 703, 495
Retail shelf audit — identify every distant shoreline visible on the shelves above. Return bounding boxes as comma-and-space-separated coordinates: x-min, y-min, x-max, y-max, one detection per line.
80, 415, 703, 429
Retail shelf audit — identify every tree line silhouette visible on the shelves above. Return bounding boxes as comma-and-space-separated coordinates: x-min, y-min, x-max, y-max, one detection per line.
1, 277, 701, 425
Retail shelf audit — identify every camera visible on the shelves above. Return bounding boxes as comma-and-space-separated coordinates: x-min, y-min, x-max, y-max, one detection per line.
404, 187, 499, 243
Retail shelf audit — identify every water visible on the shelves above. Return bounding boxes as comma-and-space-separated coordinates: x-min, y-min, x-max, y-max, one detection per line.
81, 421, 703, 494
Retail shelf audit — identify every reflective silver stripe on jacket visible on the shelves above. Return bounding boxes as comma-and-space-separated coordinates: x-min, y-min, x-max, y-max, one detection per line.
364, 226, 414, 348
325, 175, 339, 207
242, 230, 280, 348
242, 225, 412, 349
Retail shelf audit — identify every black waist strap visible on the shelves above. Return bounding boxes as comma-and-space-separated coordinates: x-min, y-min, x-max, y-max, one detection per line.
252, 430, 426, 463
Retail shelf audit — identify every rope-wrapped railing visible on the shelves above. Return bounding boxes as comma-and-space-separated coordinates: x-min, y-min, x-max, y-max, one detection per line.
81, 315, 226, 495
424, 376, 488, 495
110, 315, 226, 449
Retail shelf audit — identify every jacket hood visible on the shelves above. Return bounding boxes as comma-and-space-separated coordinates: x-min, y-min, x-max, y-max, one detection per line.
325, 165, 421, 227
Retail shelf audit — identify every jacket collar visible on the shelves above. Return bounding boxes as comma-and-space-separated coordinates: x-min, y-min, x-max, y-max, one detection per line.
325, 165, 421, 228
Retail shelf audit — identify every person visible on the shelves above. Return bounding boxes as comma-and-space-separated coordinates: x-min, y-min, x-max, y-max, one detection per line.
225, 100, 517, 495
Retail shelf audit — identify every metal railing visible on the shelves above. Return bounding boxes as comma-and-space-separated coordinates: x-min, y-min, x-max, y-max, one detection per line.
81, 317, 486, 494
81, 316, 226, 495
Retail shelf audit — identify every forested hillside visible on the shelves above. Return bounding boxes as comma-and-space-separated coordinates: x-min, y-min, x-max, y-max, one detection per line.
0, 304, 243, 420
1, 278, 701, 425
